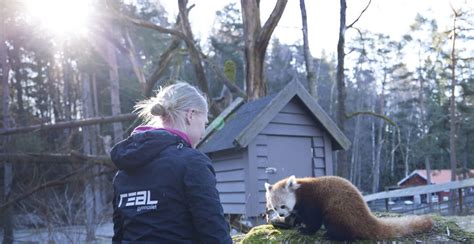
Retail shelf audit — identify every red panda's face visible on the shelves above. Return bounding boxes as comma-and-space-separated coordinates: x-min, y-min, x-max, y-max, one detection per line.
264, 175, 300, 218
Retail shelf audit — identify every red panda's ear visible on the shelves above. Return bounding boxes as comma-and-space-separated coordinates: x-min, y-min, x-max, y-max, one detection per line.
286, 175, 300, 191
264, 182, 272, 192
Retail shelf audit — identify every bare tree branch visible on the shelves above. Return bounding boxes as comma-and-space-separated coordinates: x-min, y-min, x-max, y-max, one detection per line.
108, 2, 187, 40
347, 0, 372, 29
346, 111, 397, 127
0, 151, 114, 167
124, 28, 147, 86
0, 113, 136, 136
257, 0, 288, 49
0, 165, 92, 211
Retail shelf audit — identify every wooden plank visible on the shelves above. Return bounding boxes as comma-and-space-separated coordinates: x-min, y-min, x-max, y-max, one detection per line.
258, 203, 267, 214
219, 193, 247, 203
323, 133, 334, 175
210, 149, 244, 162
312, 137, 324, 147
257, 167, 269, 180
261, 123, 322, 137
213, 156, 245, 172
258, 193, 267, 203
313, 158, 325, 168
217, 182, 246, 193
314, 168, 325, 177
256, 179, 270, 191
254, 135, 268, 146
256, 145, 268, 157
363, 178, 474, 202
222, 203, 246, 214
313, 148, 325, 158
216, 169, 245, 182
256, 156, 268, 167
271, 112, 315, 126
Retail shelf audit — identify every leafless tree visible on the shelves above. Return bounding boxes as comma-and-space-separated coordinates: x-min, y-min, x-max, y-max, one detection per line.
1, 0, 13, 242
299, 0, 317, 98
240, 0, 288, 100
336, 0, 371, 178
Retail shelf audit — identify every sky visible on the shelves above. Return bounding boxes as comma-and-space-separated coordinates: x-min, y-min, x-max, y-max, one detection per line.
162, 0, 470, 58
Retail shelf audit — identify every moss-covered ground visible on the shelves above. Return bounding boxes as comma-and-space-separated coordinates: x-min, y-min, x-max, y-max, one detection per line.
232, 214, 474, 243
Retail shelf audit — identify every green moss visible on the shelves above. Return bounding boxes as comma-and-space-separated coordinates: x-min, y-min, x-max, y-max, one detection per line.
233, 215, 474, 243
431, 215, 474, 242
224, 60, 236, 83
235, 225, 326, 244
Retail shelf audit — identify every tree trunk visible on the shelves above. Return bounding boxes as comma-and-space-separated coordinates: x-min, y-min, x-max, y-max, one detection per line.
390, 129, 396, 177
177, 1, 208, 94
449, 8, 459, 214
370, 115, 376, 189
463, 135, 469, 179
425, 156, 433, 209
404, 129, 412, 177
81, 73, 97, 241
241, 0, 288, 101
11, 48, 26, 124
449, 9, 458, 183
350, 115, 361, 184
299, 0, 317, 98
92, 73, 107, 218
1, 1, 13, 241
372, 79, 386, 193
106, 43, 124, 143
336, 0, 348, 178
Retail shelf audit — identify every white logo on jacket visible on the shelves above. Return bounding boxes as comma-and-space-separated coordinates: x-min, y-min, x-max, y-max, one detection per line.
118, 190, 158, 212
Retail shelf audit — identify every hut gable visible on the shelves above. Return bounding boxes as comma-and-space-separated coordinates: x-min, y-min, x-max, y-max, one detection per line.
197, 80, 351, 218
199, 81, 351, 153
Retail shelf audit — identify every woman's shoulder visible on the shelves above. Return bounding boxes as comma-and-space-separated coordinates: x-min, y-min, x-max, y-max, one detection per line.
180, 147, 211, 163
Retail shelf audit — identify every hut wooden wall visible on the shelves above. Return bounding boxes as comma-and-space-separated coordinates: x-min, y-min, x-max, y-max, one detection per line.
211, 149, 248, 214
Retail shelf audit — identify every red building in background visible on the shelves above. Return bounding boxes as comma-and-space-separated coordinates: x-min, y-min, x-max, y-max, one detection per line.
397, 169, 474, 202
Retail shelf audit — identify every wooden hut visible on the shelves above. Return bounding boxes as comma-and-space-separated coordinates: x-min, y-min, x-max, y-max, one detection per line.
198, 81, 351, 218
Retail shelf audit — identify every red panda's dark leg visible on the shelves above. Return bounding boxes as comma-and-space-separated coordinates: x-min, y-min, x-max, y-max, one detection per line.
294, 204, 323, 235
324, 220, 354, 241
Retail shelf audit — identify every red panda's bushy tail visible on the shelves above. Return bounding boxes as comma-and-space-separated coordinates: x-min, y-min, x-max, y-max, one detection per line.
375, 215, 434, 239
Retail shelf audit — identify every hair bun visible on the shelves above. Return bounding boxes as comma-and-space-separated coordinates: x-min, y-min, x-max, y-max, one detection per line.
150, 103, 167, 116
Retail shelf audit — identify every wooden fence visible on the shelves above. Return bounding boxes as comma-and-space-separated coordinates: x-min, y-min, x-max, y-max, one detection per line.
364, 178, 474, 214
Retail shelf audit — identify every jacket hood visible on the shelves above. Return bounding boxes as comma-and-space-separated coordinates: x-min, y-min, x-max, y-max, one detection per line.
110, 129, 186, 171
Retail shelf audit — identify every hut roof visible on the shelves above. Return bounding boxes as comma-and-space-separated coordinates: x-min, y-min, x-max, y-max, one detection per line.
198, 81, 351, 153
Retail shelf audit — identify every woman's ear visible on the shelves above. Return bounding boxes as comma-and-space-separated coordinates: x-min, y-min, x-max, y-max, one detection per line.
185, 109, 193, 125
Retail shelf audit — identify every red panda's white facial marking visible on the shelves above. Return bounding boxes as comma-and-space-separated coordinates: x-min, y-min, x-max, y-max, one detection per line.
264, 175, 300, 218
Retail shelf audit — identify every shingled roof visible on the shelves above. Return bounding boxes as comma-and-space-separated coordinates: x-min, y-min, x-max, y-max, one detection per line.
198, 80, 351, 153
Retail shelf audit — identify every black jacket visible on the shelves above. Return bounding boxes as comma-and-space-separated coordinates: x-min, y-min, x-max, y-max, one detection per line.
111, 129, 232, 243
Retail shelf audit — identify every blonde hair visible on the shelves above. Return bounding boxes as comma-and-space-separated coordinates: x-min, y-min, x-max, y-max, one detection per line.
134, 82, 208, 129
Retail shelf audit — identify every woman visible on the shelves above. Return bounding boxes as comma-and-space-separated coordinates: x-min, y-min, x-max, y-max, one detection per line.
111, 82, 232, 243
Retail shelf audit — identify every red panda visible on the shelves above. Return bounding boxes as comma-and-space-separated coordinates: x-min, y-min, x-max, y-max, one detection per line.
264, 175, 434, 240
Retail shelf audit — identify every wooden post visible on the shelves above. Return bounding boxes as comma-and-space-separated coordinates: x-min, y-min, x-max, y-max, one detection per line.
458, 188, 463, 214
385, 198, 389, 212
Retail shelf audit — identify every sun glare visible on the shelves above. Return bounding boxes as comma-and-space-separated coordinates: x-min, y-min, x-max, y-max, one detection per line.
25, 0, 92, 37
